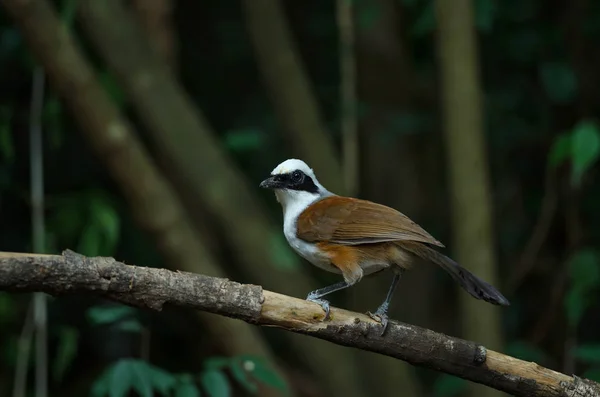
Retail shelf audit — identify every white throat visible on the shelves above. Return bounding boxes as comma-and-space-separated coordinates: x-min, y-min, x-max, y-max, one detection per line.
277, 188, 331, 267
268, 159, 334, 267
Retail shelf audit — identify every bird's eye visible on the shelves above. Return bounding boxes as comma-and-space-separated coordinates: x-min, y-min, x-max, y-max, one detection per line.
291, 171, 303, 183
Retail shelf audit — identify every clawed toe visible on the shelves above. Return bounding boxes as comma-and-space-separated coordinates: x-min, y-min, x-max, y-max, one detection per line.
367, 310, 390, 336
306, 296, 331, 320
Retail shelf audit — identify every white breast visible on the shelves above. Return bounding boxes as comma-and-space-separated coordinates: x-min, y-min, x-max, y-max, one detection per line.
277, 190, 341, 274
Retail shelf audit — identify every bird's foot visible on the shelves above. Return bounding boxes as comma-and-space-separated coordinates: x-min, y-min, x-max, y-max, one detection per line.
367, 305, 390, 336
306, 293, 331, 320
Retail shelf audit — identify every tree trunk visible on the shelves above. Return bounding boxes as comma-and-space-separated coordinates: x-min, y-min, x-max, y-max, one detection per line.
434, 1, 506, 396
130, 0, 177, 71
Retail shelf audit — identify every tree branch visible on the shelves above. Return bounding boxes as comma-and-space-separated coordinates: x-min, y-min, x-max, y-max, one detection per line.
2, 251, 599, 397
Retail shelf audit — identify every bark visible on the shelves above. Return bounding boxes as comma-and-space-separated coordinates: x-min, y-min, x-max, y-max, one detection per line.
73, 1, 365, 396
2, 250, 599, 397
242, 0, 344, 194
0, 0, 281, 383
130, 0, 177, 71
434, 1, 505, 397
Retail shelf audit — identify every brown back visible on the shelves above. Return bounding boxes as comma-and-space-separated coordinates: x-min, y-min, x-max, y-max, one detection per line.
296, 196, 444, 247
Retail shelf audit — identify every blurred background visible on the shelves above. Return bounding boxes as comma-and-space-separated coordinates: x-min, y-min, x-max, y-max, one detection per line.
1, 0, 600, 396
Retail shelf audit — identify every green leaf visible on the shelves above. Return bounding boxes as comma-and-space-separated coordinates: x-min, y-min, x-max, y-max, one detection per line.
175, 381, 201, 397
99, 71, 125, 108
75, 193, 120, 257
230, 358, 258, 394
42, 96, 65, 150
108, 360, 133, 397
131, 362, 154, 397
357, 2, 382, 31
2, 335, 19, 367
243, 356, 288, 394
568, 249, 600, 291
47, 200, 84, 244
89, 195, 121, 256
548, 133, 571, 167
201, 369, 230, 397
433, 374, 467, 397
573, 345, 600, 364
116, 319, 143, 333
505, 341, 547, 363
178, 374, 194, 383
475, 0, 496, 32
411, 2, 435, 37
0, 292, 15, 323
59, 0, 78, 30
53, 326, 79, 382
91, 373, 109, 397
269, 232, 298, 270
42, 96, 62, 126
223, 129, 264, 152
564, 287, 586, 329
92, 359, 177, 397
204, 357, 231, 370
87, 305, 137, 326
77, 222, 103, 257
147, 365, 177, 395
570, 120, 600, 187
563, 249, 600, 327
583, 367, 600, 382
540, 62, 577, 104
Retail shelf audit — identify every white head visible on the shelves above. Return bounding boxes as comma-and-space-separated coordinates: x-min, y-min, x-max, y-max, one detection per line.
259, 159, 331, 212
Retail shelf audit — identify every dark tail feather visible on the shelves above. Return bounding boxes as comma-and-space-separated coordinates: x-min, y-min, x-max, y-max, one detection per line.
403, 243, 510, 306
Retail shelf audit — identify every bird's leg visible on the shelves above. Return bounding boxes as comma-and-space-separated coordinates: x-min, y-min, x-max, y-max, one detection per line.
306, 281, 351, 320
368, 269, 403, 336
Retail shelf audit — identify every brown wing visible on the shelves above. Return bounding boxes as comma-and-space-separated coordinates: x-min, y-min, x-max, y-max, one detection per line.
297, 196, 444, 247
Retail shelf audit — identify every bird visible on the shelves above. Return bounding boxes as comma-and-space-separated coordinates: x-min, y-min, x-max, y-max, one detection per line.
259, 158, 510, 335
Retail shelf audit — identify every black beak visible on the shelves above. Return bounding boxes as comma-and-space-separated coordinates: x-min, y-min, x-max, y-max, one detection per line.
259, 175, 285, 189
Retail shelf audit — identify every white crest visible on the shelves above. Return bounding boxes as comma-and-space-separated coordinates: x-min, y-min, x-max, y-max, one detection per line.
271, 158, 316, 179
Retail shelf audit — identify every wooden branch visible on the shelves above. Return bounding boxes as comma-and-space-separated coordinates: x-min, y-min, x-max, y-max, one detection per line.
1, 251, 599, 397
